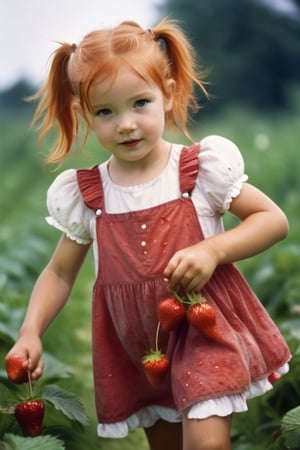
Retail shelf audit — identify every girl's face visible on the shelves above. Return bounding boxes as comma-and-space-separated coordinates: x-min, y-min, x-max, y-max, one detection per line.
89, 68, 173, 164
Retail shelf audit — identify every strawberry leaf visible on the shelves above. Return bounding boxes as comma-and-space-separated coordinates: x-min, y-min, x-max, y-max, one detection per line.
0, 322, 17, 345
282, 405, 300, 432
281, 405, 300, 448
2, 433, 65, 450
39, 353, 73, 384
42, 385, 88, 426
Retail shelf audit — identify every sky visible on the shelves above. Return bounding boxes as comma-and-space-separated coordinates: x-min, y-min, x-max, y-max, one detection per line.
1, 0, 298, 91
0, 0, 161, 90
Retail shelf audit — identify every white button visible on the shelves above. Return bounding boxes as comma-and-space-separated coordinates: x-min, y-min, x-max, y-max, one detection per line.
95, 209, 102, 216
182, 192, 189, 199
141, 224, 147, 230
141, 241, 146, 247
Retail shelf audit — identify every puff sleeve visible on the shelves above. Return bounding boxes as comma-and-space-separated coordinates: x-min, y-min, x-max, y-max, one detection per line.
197, 135, 248, 215
46, 169, 93, 244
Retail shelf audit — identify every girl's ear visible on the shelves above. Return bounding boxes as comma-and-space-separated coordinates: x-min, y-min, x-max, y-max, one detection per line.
164, 79, 176, 112
73, 98, 83, 116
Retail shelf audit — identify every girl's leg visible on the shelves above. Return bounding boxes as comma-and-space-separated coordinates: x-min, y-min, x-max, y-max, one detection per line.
144, 419, 183, 450
182, 414, 232, 450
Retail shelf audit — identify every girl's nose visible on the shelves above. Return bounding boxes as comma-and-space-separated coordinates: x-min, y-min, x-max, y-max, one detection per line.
116, 113, 137, 133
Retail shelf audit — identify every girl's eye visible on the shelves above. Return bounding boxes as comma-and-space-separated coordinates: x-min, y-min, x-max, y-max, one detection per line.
96, 108, 112, 117
135, 99, 149, 108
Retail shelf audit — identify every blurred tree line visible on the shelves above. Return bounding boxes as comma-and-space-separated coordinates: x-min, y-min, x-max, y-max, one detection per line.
1, 0, 300, 117
158, 0, 300, 114
0, 79, 35, 116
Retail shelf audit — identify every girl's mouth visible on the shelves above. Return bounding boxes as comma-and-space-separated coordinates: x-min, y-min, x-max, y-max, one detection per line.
120, 139, 142, 147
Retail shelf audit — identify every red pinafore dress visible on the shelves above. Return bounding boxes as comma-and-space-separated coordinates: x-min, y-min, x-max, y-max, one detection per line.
76, 144, 290, 424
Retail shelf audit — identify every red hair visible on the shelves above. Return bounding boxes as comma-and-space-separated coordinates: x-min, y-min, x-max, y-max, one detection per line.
32, 18, 208, 164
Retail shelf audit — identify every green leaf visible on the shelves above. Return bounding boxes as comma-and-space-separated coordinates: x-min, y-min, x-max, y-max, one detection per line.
282, 405, 300, 432
0, 383, 17, 413
0, 323, 16, 345
1, 433, 65, 450
0, 412, 17, 438
0, 441, 11, 450
42, 385, 88, 426
283, 429, 300, 449
39, 353, 73, 384
281, 406, 300, 449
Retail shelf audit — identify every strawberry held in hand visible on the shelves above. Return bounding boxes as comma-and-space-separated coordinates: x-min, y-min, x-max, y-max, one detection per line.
142, 349, 169, 386
186, 292, 217, 339
157, 296, 185, 332
14, 399, 45, 437
5, 354, 29, 384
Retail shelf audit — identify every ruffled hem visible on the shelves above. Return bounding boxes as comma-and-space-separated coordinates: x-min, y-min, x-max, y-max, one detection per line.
45, 216, 92, 245
97, 406, 180, 439
97, 364, 289, 438
223, 174, 248, 211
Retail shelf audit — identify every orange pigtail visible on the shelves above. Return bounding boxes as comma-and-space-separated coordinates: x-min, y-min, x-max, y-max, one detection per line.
30, 43, 79, 164
152, 19, 209, 139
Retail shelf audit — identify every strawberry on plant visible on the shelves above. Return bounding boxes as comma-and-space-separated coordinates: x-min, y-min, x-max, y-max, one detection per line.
142, 349, 169, 386
157, 296, 185, 332
186, 293, 217, 339
5, 354, 29, 384
14, 399, 45, 437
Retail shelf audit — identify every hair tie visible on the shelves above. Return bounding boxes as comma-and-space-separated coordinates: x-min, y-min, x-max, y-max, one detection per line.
147, 28, 155, 40
147, 28, 167, 53
156, 37, 167, 53
70, 43, 77, 53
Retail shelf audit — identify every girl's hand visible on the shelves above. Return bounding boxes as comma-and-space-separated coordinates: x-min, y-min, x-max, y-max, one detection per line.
5, 334, 44, 382
164, 183, 289, 293
163, 241, 218, 292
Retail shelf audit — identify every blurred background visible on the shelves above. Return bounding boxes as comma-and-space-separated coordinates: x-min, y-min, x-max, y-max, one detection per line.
1, 1, 300, 449
1, 0, 300, 116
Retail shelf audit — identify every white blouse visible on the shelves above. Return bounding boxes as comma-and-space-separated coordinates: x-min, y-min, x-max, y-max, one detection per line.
46, 135, 248, 265
46, 134, 282, 439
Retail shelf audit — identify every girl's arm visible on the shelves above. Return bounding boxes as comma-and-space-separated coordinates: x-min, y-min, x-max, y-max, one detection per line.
164, 183, 289, 292
6, 234, 91, 380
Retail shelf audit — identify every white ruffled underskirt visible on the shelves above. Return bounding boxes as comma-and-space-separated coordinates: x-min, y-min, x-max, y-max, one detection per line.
97, 364, 289, 439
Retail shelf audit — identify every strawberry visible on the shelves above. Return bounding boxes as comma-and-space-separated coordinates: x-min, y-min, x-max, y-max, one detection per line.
5, 354, 29, 384
268, 371, 281, 384
186, 293, 217, 339
14, 400, 45, 437
142, 349, 169, 386
157, 296, 185, 332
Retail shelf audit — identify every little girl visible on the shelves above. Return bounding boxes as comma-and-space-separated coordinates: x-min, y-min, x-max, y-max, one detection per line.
6, 19, 290, 450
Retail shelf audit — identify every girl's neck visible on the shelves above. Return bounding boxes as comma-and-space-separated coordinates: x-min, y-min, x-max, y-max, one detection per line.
107, 141, 172, 187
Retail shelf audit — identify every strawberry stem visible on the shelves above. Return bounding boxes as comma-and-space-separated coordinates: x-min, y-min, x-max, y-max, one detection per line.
27, 368, 33, 398
171, 290, 206, 305
155, 322, 161, 351
186, 291, 206, 304
171, 290, 189, 305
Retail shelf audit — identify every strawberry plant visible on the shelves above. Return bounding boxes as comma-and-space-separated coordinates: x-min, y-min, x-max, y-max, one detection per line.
0, 433, 65, 449
14, 399, 45, 437
0, 379, 88, 446
0, 349, 88, 447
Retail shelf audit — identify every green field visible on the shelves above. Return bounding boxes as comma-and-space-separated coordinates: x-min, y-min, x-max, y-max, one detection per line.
1, 97, 300, 449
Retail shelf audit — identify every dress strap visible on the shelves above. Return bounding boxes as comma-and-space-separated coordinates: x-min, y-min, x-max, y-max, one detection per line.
179, 143, 200, 195
76, 165, 104, 211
